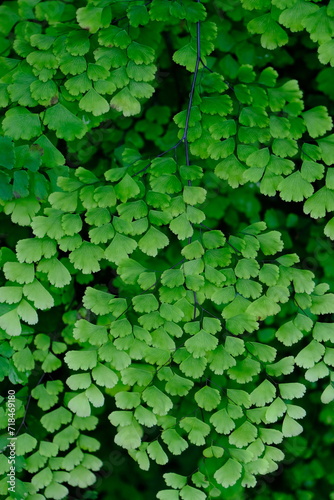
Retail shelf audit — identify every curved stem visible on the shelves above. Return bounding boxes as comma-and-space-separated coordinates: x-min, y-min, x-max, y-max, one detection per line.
182, 9, 202, 161
181, 4, 202, 319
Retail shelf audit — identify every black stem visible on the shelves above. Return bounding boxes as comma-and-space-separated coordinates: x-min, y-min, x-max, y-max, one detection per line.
15, 372, 46, 437
182, 12, 201, 169
181, 3, 202, 319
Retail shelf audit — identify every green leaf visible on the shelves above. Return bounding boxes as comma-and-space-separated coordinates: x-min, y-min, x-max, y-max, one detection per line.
250, 380, 276, 407
278, 1, 318, 32
267, 356, 295, 376
67, 373, 91, 390
114, 422, 143, 450
65, 29, 90, 56
128, 4, 150, 27
37, 258, 71, 288
208, 138, 235, 160
247, 342, 276, 362
229, 421, 258, 447
13, 347, 35, 371
194, 386, 221, 411
40, 407, 72, 433
92, 364, 118, 389
165, 373, 193, 397
257, 231, 284, 255
43, 104, 87, 141
122, 365, 154, 386
304, 187, 334, 218
313, 322, 334, 342
105, 233, 137, 265
68, 392, 91, 417
69, 242, 104, 274
203, 445, 224, 459
246, 296, 281, 320
180, 485, 206, 500
173, 42, 197, 72
147, 440, 168, 465
3, 261, 34, 284
161, 269, 185, 287
279, 382, 306, 400
317, 134, 334, 166
65, 350, 98, 371
79, 89, 109, 116
0, 5, 20, 35
170, 213, 193, 240
259, 428, 283, 445
269, 115, 291, 139
246, 148, 270, 168
39, 441, 59, 458
30, 79, 58, 106
86, 383, 104, 407
35, 136, 65, 168
133, 406, 157, 428
302, 106, 332, 138
44, 481, 69, 499
214, 458, 242, 487
76, 4, 111, 33
247, 14, 288, 50
201, 95, 233, 117
210, 408, 235, 434
278, 172, 313, 202
128, 42, 155, 65
265, 397, 287, 423
185, 330, 218, 358
164, 473, 187, 489
179, 417, 210, 446
215, 154, 246, 188
161, 429, 188, 455
110, 87, 141, 117
115, 174, 140, 202
132, 294, 159, 313
259, 264, 279, 286
324, 217, 334, 240
65, 73, 92, 96
0, 286, 23, 304
115, 391, 141, 410
16, 433, 38, 455
142, 386, 172, 416
3, 107, 42, 140
183, 186, 206, 206
138, 227, 169, 256
318, 39, 334, 66
282, 414, 303, 437
157, 491, 180, 500
310, 293, 334, 314
228, 357, 261, 383
286, 404, 306, 420
0, 136, 15, 169
295, 340, 325, 369
23, 279, 54, 310
302, 7, 334, 44
235, 258, 259, 279
202, 230, 226, 249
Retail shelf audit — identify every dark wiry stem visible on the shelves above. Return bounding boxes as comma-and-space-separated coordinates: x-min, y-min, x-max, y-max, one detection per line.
181, 4, 201, 319
112, 0, 152, 24
133, 140, 183, 177
15, 372, 46, 437
182, 11, 201, 179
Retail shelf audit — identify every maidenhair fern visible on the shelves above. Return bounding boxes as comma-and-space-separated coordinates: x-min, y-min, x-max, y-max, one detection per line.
1, 0, 334, 499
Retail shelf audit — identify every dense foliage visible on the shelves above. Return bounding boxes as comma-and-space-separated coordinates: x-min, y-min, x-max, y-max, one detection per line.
1, 0, 334, 499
